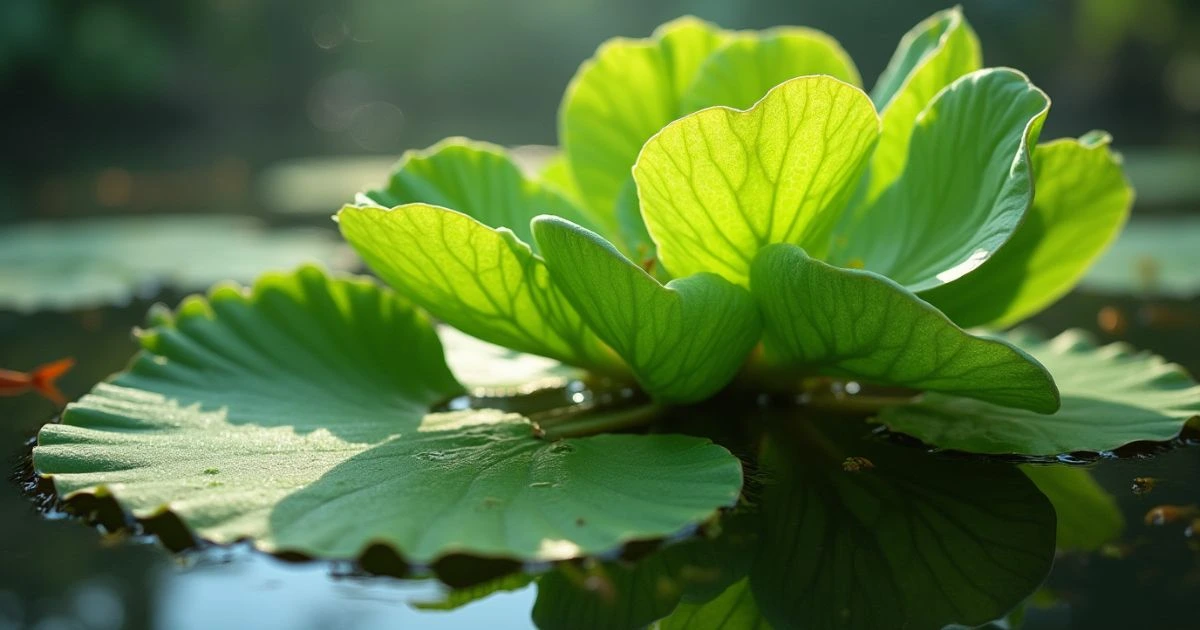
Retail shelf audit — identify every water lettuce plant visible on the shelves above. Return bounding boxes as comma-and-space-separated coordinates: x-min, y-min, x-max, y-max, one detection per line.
33, 7, 1200, 609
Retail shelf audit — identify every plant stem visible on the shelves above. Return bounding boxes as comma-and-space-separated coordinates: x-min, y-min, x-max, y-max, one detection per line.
538, 403, 665, 440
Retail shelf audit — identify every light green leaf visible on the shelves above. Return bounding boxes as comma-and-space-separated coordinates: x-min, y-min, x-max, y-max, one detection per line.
1022, 465, 1124, 552
1081, 215, 1200, 298
877, 329, 1200, 455
560, 17, 727, 227
749, 417, 1055, 630
361, 138, 596, 247
337, 204, 622, 374
921, 133, 1134, 328
533, 216, 760, 404
0, 216, 354, 313
538, 152, 586, 209
836, 68, 1050, 292
681, 27, 861, 112
750, 244, 1059, 413
613, 176, 659, 268
635, 75, 880, 286
657, 579, 768, 630
861, 6, 982, 207
33, 266, 744, 563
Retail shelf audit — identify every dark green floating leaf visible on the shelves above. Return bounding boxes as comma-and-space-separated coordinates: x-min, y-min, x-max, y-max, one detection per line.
34, 266, 744, 563
877, 329, 1200, 455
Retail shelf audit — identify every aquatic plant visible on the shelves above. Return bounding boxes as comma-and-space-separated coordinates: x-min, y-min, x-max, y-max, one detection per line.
32, 10, 1198, 623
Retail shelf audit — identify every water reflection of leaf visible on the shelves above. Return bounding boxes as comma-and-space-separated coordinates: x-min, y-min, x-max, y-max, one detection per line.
1022, 465, 1124, 552
750, 417, 1055, 629
658, 578, 767, 630
534, 414, 1057, 630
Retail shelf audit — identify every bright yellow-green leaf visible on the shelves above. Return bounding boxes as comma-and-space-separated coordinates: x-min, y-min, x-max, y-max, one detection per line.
922, 133, 1133, 328
635, 75, 880, 286
533, 216, 760, 403
835, 69, 1050, 292
337, 204, 622, 374
560, 17, 727, 228
538, 152, 586, 209
681, 27, 861, 112
751, 244, 1060, 413
362, 138, 597, 248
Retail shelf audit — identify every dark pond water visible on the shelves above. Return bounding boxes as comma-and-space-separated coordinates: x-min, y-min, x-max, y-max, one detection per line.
3, 286, 1199, 630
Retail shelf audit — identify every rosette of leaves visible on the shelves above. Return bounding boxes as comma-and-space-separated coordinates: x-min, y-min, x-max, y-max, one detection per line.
34, 7, 1200, 574
338, 8, 1194, 450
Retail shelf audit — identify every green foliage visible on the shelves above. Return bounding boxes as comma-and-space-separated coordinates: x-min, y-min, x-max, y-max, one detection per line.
751, 244, 1059, 412
335, 6, 1146, 432
559, 17, 727, 232
877, 329, 1200, 455
862, 6, 982, 208
682, 28, 860, 112
34, 267, 744, 563
361, 138, 599, 248
35, 7, 1178, 581
834, 68, 1050, 292
635, 75, 879, 285
534, 216, 761, 403
338, 204, 623, 375
922, 132, 1133, 326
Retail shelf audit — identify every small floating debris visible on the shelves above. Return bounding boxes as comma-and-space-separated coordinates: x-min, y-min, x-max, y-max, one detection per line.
841, 456, 874, 472
1131, 476, 1159, 495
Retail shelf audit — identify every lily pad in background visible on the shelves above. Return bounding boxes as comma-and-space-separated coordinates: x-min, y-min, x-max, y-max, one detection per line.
33, 266, 744, 563
877, 329, 1200, 455
1080, 216, 1200, 298
0, 215, 356, 313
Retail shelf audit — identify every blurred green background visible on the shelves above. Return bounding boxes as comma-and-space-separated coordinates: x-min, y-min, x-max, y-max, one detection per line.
1, 0, 1198, 222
